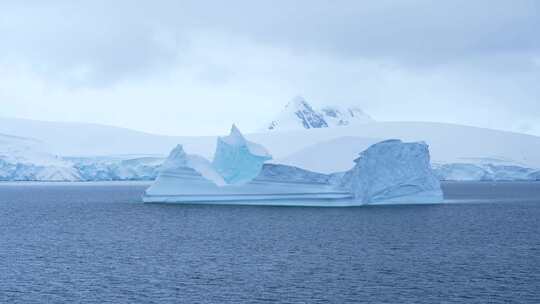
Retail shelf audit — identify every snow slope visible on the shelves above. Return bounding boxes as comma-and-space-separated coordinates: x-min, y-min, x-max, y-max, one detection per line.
0, 116, 193, 157
258, 122, 540, 173
276, 136, 384, 173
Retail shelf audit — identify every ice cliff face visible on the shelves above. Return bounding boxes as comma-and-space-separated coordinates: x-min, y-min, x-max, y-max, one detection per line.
71, 156, 163, 181
266, 96, 374, 131
433, 163, 540, 181
342, 139, 443, 204
212, 125, 272, 184
0, 133, 81, 181
255, 164, 332, 185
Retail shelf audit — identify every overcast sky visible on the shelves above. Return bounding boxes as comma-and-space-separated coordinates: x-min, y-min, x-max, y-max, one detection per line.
1, 0, 539, 136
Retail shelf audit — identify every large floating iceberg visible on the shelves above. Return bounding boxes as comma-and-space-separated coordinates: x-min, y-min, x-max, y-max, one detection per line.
143, 126, 444, 206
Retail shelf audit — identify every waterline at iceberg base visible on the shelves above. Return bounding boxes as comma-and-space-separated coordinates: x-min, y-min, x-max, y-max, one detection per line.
143, 126, 443, 206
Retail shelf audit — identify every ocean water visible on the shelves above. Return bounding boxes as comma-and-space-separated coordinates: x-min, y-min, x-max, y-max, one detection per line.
0, 181, 539, 303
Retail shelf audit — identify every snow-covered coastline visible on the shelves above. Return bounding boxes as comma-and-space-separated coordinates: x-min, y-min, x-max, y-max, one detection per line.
2, 126, 540, 183
2, 98, 540, 183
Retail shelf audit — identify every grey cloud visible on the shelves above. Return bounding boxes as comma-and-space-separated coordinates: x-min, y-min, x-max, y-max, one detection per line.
0, 0, 539, 136
2, 0, 539, 87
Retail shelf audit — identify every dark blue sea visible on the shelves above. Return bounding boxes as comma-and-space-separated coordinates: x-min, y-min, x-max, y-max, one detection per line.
1, 181, 539, 303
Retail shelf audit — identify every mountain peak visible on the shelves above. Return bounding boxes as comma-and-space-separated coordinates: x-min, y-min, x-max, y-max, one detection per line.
266, 97, 374, 131
286, 96, 312, 111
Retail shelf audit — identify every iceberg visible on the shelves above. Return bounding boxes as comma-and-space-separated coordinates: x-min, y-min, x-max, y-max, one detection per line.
145, 145, 227, 198
143, 126, 444, 206
212, 125, 272, 184
529, 170, 540, 181
340, 139, 443, 204
144, 129, 349, 204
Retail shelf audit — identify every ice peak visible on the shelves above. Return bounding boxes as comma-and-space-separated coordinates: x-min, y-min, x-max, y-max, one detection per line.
219, 125, 271, 158
320, 106, 342, 118
347, 107, 364, 116
224, 124, 245, 146
171, 144, 184, 153
213, 125, 272, 184
266, 96, 374, 131
160, 144, 188, 171
286, 96, 313, 111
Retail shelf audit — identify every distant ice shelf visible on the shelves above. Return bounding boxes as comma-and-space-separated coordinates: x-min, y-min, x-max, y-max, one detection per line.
432, 162, 540, 181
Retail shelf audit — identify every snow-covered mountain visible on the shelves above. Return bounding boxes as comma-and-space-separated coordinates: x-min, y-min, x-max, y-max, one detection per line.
266, 96, 374, 131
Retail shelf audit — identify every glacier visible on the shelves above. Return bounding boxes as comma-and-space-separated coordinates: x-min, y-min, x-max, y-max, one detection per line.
0, 133, 80, 181
0, 132, 165, 181
70, 156, 163, 181
143, 126, 444, 206
433, 162, 540, 181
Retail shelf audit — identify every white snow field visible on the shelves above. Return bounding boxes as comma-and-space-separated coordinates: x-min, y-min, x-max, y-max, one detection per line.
262, 122, 540, 174
3, 116, 540, 172
143, 127, 443, 206
0, 116, 187, 157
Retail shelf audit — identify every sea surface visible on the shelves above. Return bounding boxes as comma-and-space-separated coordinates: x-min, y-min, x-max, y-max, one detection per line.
1, 181, 539, 303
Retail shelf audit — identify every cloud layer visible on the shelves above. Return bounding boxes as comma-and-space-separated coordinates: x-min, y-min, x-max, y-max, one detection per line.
1, 0, 539, 135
